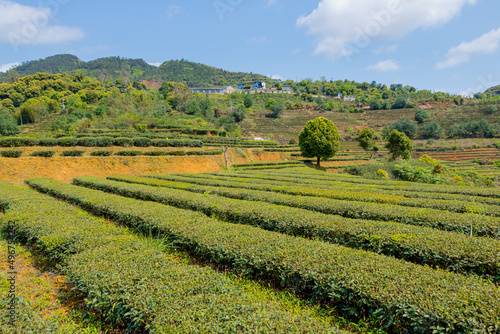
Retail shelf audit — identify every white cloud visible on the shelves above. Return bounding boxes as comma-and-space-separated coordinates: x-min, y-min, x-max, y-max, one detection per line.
148, 62, 162, 67
366, 59, 401, 72
0, 61, 20, 72
436, 28, 500, 69
0, 0, 84, 49
270, 74, 286, 81
373, 44, 398, 55
266, 0, 278, 7
291, 48, 301, 54
297, 0, 476, 59
166, 4, 182, 19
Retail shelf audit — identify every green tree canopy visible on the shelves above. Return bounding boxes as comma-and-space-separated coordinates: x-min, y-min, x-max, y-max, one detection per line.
422, 121, 444, 139
299, 117, 340, 166
383, 117, 418, 139
414, 109, 430, 123
0, 109, 20, 135
385, 129, 413, 160
270, 100, 285, 118
357, 127, 378, 157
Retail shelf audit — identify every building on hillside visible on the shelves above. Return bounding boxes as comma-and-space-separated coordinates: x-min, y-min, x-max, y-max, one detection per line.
238, 81, 266, 90
281, 85, 292, 91
343, 95, 356, 101
188, 87, 225, 94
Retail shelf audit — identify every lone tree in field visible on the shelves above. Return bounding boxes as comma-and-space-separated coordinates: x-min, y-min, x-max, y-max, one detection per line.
299, 117, 340, 167
357, 127, 377, 158
385, 129, 413, 160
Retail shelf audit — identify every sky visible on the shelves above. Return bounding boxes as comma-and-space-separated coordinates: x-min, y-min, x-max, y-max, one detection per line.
0, 0, 499, 95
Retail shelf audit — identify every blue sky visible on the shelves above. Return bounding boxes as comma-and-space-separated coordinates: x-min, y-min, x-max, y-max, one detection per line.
0, 0, 499, 95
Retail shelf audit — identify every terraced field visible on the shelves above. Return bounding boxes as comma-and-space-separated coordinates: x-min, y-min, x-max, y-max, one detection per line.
2, 167, 500, 333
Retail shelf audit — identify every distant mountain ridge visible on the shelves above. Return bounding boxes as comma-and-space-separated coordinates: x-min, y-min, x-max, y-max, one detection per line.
0, 54, 272, 88
485, 85, 500, 97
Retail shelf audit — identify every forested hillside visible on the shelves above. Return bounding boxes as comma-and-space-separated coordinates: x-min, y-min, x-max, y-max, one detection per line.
0, 55, 270, 88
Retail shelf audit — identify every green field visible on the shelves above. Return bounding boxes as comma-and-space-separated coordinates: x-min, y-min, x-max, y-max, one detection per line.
2, 166, 499, 333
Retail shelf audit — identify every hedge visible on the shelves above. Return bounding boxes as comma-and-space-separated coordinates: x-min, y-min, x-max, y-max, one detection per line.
217, 170, 500, 206
149, 173, 500, 222
60, 150, 85, 157
0, 137, 39, 147
147, 173, 500, 238
76, 176, 500, 280
0, 182, 337, 333
233, 161, 304, 167
273, 168, 500, 198
38, 138, 59, 146
90, 150, 113, 156
114, 150, 142, 156
0, 150, 22, 158
114, 137, 134, 147
26, 178, 500, 333
30, 150, 55, 158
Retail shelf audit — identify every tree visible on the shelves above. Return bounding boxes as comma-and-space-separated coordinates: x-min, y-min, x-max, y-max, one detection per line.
487, 104, 498, 114
422, 121, 444, 139
0, 110, 20, 135
357, 127, 376, 157
384, 117, 418, 139
385, 130, 413, 160
414, 109, 430, 124
270, 100, 285, 118
299, 117, 340, 166
232, 104, 247, 123
243, 94, 253, 108
391, 95, 408, 109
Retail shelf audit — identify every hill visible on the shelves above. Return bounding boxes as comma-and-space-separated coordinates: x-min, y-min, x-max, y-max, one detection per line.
485, 85, 500, 97
0, 54, 272, 87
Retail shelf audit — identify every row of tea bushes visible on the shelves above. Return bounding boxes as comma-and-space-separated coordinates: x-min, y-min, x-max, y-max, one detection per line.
0, 149, 223, 158
143, 174, 500, 238
0, 181, 339, 333
25, 178, 500, 333
75, 176, 500, 280
0, 137, 204, 148
216, 170, 500, 206
276, 168, 500, 198
153, 173, 500, 217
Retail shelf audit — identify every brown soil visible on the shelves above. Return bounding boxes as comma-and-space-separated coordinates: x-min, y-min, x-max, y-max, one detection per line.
0, 149, 288, 185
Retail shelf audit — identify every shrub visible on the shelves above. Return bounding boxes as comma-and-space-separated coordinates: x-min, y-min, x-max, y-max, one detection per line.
167, 150, 186, 156
94, 137, 114, 147
432, 164, 445, 174
142, 151, 169, 156
61, 150, 85, 157
414, 109, 430, 123
114, 137, 134, 147
418, 154, 438, 165
77, 137, 98, 147
90, 151, 113, 157
133, 137, 153, 147
30, 150, 55, 158
0, 137, 39, 147
186, 149, 223, 156
38, 138, 59, 146
0, 150, 22, 158
57, 137, 78, 147
114, 151, 142, 156
376, 169, 389, 179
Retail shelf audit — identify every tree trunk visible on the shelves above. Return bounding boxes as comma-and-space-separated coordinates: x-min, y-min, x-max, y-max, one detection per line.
317, 156, 321, 167
223, 146, 229, 170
